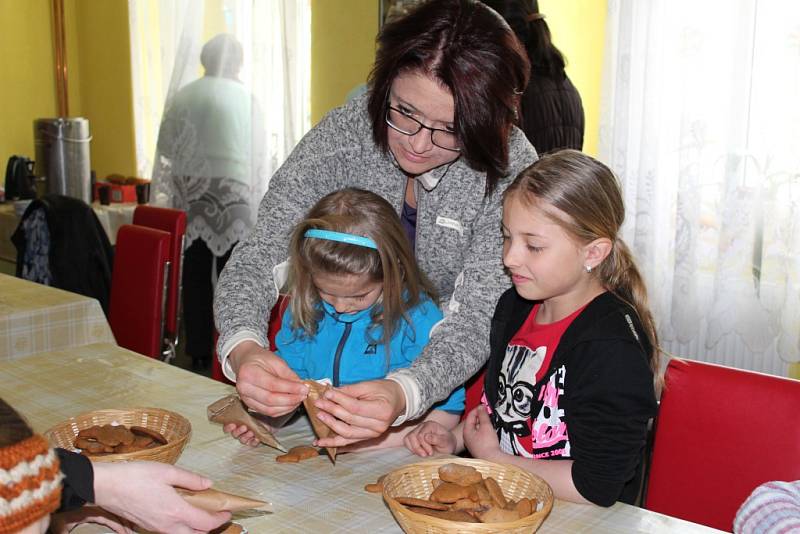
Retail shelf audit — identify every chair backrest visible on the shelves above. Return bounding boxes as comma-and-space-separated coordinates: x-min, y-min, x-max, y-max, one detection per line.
645, 359, 800, 531
132, 206, 187, 341
109, 224, 171, 358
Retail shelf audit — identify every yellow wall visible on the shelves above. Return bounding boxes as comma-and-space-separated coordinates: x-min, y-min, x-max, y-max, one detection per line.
539, 0, 606, 156
72, 0, 136, 178
0, 0, 136, 183
540, 0, 606, 156
310, 0, 378, 125
0, 1, 58, 159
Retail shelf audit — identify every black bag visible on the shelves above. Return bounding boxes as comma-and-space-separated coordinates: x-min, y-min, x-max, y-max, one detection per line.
4, 156, 36, 200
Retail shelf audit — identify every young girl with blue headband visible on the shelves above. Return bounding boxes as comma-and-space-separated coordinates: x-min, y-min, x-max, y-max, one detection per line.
225, 188, 463, 450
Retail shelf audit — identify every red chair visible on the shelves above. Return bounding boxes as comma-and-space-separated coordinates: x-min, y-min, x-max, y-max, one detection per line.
645, 359, 800, 532
463, 365, 487, 420
109, 225, 171, 358
211, 295, 290, 383
132, 205, 187, 361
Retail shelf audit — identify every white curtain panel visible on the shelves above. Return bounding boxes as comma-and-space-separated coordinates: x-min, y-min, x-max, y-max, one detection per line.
599, 0, 800, 376
129, 0, 311, 255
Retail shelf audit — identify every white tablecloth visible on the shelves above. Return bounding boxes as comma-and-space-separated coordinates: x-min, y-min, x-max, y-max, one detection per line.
0, 274, 114, 359
0, 342, 725, 534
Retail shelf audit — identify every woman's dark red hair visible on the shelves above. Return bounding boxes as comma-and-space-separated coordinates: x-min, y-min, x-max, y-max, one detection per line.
368, 0, 530, 194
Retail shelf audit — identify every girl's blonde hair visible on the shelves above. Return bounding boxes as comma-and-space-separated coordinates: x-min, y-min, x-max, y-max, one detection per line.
287, 188, 438, 347
504, 150, 662, 390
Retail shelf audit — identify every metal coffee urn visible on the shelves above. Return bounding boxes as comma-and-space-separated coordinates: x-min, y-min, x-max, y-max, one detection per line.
33, 117, 92, 203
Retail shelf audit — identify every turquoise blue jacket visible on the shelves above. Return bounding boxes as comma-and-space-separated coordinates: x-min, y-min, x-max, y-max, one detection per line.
276, 298, 464, 414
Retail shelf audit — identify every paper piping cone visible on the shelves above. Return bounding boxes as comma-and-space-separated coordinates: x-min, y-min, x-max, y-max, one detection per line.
207, 395, 288, 452
177, 488, 272, 513
302, 380, 338, 463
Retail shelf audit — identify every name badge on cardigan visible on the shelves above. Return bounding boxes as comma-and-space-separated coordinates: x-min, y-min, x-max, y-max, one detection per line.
436, 216, 463, 236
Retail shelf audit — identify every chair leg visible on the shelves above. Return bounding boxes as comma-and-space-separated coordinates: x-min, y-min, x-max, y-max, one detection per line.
162, 338, 176, 364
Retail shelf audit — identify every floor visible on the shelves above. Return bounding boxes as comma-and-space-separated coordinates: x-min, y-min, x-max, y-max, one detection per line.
170, 322, 213, 379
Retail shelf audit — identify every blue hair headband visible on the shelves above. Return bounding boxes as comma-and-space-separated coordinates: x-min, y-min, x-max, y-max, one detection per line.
304, 229, 378, 250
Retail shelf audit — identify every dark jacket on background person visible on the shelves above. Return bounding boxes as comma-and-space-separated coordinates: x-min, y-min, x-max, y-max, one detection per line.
521, 74, 585, 154
11, 194, 114, 314
484, 288, 658, 507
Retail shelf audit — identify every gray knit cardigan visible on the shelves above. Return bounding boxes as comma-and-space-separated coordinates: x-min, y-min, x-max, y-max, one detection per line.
214, 94, 538, 419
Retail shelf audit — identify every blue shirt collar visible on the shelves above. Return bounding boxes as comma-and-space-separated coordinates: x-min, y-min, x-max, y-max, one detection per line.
321, 300, 375, 323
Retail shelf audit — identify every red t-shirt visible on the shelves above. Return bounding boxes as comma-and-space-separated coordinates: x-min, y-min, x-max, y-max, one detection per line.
507, 303, 584, 381
464, 303, 586, 416
482, 302, 585, 457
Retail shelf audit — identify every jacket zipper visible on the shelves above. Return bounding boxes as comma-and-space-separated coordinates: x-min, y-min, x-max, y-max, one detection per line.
332, 322, 352, 387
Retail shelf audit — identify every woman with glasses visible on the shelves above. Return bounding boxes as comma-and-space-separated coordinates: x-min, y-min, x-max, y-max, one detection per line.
214, 0, 538, 447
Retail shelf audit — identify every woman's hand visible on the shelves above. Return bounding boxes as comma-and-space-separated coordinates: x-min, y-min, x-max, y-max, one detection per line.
92, 461, 230, 534
50, 506, 134, 534
462, 405, 502, 462
230, 341, 308, 417
403, 421, 458, 457
222, 423, 260, 447
312, 379, 406, 447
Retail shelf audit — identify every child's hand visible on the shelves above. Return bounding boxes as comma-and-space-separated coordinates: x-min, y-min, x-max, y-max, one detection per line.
222, 423, 260, 447
404, 421, 457, 457
463, 405, 502, 461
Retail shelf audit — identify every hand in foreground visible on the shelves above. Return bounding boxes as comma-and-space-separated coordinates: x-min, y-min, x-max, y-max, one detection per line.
312, 379, 406, 447
92, 461, 230, 534
403, 421, 458, 457
222, 423, 260, 447
50, 506, 134, 534
462, 405, 503, 462
231, 341, 308, 417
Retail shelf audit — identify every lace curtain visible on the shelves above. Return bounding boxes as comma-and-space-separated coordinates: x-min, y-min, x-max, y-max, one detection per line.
599, 0, 800, 376
129, 0, 310, 256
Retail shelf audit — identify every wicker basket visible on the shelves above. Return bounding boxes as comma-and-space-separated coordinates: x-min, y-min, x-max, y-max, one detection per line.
44, 408, 191, 464
383, 458, 554, 534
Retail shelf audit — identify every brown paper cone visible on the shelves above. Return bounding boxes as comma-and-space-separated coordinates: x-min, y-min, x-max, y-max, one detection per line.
177, 488, 272, 513
302, 380, 338, 463
207, 395, 287, 452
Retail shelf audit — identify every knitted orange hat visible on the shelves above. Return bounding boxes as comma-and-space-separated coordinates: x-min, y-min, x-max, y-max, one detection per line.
0, 432, 63, 533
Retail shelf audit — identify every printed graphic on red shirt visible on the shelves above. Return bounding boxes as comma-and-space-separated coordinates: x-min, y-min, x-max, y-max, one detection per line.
491, 344, 571, 459
489, 302, 582, 459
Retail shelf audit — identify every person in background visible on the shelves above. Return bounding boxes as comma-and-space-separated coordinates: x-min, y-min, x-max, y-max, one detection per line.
483, 0, 585, 154
214, 0, 537, 447
734, 481, 800, 534
0, 398, 229, 534
155, 33, 265, 370
225, 189, 463, 451
405, 151, 660, 507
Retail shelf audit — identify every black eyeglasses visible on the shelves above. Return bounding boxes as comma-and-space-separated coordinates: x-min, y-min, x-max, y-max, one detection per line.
385, 106, 460, 152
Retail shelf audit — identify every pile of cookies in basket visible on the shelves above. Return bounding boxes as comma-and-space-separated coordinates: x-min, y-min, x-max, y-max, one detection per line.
385, 462, 540, 524
73, 424, 167, 455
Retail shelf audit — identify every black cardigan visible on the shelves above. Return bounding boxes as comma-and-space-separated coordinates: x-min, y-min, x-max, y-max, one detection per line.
11, 194, 114, 314
485, 289, 658, 506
